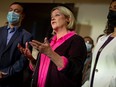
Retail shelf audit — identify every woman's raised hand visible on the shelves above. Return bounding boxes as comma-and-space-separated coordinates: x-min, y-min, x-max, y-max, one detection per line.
17, 42, 34, 61
29, 37, 52, 56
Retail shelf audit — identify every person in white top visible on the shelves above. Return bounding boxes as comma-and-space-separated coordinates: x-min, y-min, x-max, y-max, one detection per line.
82, 0, 116, 87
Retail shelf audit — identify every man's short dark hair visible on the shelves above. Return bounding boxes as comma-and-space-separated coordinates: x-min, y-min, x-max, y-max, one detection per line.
9, 2, 25, 13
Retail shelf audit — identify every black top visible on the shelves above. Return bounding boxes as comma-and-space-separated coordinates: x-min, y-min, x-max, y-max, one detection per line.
32, 34, 87, 87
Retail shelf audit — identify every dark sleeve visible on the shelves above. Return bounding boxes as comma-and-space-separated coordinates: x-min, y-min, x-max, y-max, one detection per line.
67, 35, 87, 74
46, 35, 87, 87
1, 30, 33, 78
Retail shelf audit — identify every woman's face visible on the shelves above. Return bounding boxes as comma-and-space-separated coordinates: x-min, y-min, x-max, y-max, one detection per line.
110, 1, 116, 11
51, 9, 69, 30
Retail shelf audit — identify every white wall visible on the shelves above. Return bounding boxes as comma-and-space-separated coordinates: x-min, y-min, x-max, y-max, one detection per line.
75, 3, 109, 43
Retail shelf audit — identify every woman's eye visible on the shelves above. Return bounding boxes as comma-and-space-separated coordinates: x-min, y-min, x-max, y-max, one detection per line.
55, 14, 61, 16
51, 13, 62, 19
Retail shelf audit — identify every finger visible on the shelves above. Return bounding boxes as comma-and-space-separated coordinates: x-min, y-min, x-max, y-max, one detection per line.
17, 43, 23, 50
23, 48, 27, 54
29, 42, 41, 51
18, 46, 23, 53
44, 37, 49, 44
18, 45, 24, 53
25, 42, 28, 49
29, 42, 37, 47
2, 72, 7, 75
29, 41, 40, 48
32, 40, 42, 45
17, 43, 21, 48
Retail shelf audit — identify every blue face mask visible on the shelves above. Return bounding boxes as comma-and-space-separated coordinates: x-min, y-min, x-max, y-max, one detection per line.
7, 11, 20, 24
85, 42, 92, 52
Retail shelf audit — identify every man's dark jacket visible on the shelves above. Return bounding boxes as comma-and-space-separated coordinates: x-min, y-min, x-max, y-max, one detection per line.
0, 26, 33, 87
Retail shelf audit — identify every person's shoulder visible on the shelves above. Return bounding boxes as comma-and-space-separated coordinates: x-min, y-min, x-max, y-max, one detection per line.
68, 34, 85, 45
22, 29, 31, 34
19, 27, 31, 35
71, 34, 84, 41
19, 28, 33, 38
0, 26, 7, 29
0, 26, 7, 31
98, 34, 107, 42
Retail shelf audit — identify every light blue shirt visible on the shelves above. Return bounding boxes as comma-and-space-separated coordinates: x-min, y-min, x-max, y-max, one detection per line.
7, 26, 18, 45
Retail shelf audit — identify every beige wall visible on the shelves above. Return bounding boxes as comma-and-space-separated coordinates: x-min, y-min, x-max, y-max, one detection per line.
0, 0, 110, 43
76, 3, 109, 43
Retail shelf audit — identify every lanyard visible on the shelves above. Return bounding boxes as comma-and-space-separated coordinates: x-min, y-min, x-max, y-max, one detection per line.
90, 36, 114, 87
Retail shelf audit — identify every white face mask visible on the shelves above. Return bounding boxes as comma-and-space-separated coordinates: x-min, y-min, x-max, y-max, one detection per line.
85, 41, 92, 52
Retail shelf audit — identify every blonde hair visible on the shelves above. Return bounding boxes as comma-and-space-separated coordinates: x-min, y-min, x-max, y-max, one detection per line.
51, 6, 76, 30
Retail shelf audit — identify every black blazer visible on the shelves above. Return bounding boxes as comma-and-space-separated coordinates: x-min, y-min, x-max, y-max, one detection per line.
32, 34, 87, 87
0, 26, 33, 87
45, 35, 87, 87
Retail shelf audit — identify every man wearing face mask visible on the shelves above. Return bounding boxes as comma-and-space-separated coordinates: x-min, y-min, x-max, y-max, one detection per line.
0, 2, 33, 87
82, 36, 94, 85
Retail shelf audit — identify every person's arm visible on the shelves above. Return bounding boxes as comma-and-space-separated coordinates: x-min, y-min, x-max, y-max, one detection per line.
46, 50, 64, 68
0, 54, 28, 79
0, 71, 7, 79
29, 38, 64, 68
0, 30, 34, 80
18, 42, 36, 70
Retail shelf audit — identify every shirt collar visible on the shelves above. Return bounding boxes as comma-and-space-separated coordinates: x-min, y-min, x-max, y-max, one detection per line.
7, 25, 18, 33
51, 31, 76, 42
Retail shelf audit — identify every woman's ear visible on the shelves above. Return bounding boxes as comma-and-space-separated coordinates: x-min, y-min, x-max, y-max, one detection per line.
66, 17, 70, 24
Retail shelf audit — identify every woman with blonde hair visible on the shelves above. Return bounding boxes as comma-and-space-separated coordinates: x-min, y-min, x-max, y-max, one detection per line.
18, 6, 87, 87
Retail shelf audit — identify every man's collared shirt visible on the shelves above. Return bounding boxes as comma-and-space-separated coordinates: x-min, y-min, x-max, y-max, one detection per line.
7, 26, 18, 45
